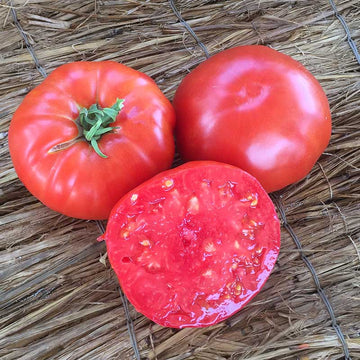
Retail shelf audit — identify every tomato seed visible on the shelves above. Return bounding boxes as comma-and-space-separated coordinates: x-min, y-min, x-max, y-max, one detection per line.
130, 193, 138, 203
250, 198, 258, 207
162, 178, 174, 190
245, 193, 258, 208
249, 219, 258, 228
234, 283, 242, 296
140, 240, 151, 247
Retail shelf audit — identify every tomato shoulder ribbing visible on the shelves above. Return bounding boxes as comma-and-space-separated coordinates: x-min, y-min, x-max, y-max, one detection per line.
8, 61, 175, 219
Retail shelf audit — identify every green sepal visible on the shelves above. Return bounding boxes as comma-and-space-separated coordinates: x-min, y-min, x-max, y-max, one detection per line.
78, 98, 124, 157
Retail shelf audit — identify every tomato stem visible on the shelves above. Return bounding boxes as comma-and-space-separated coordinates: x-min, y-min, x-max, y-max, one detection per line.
78, 98, 124, 158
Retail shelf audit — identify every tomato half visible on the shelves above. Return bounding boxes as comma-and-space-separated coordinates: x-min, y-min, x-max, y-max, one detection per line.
8, 61, 175, 220
173, 45, 331, 192
102, 161, 280, 328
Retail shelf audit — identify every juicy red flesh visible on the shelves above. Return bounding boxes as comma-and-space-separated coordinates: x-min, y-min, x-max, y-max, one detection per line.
103, 161, 280, 328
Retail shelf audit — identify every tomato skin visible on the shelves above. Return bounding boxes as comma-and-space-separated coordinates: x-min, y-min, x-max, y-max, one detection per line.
173, 45, 331, 192
8, 61, 175, 220
103, 161, 280, 328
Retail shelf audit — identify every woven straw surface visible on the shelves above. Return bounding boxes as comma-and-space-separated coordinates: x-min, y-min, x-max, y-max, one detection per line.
1, 1, 359, 359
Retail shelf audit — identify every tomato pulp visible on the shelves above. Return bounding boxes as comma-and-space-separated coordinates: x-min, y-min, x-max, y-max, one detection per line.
173, 45, 331, 192
8, 61, 175, 220
102, 161, 280, 328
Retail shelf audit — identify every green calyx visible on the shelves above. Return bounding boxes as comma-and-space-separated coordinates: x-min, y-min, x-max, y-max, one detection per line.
78, 98, 124, 158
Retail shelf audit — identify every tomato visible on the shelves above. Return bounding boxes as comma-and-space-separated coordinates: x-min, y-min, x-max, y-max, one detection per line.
101, 161, 280, 328
8, 61, 175, 220
173, 45, 331, 192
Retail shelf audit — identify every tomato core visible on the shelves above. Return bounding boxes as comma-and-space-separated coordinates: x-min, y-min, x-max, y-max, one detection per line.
49, 98, 124, 158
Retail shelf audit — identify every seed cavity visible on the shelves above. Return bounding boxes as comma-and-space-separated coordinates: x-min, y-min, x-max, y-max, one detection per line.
202, 178, 212, 186
247, 193, 258, 207
219, 180, 237, 195
148, 197, 165, 214
240, 192, 259, 207
226, 280, 243, 296
145, 262, 161, 273
249, 219, 258, 227
181, 227, 197, 247
245, 258, 253, 267
198, 299, 210, 309
242, 228, 255, 240
150, 202, 163, 213
122, 256, 132, 263
187, 195, 200, 215
204, 241, 216, 253
120, 218, 147, 239
240, 214, 263, 240
203, 269, 214, 277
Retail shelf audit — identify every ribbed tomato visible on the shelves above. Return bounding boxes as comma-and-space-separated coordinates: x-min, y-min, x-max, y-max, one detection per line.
102, 161, 280, 328
8, 61, 175, 220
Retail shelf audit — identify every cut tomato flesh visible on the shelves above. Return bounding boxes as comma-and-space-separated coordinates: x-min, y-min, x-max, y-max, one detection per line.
103, 161, 280, 328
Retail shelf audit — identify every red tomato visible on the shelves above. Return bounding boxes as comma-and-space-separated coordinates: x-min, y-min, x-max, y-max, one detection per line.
8, 61, 175, 220
173, 45, 331, 192
101, 161, 280, 328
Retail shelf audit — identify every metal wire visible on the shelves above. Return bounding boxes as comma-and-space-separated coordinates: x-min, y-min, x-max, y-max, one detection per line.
168, 0, 210, 59
272, 195, 352, 360
9, 0, 47, 78
96, 220, 141, 360
118, 287, 141, 360
328, 0, 360, 65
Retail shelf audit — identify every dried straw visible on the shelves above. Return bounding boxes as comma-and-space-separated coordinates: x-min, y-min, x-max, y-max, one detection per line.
1, 1, 360, 359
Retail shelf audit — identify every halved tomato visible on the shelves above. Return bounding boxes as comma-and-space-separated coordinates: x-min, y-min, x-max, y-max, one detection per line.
101, 161, 280, 328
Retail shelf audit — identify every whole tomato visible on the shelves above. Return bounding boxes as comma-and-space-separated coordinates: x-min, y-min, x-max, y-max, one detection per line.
173, 45, 331, 192
9, 61, 175, 220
